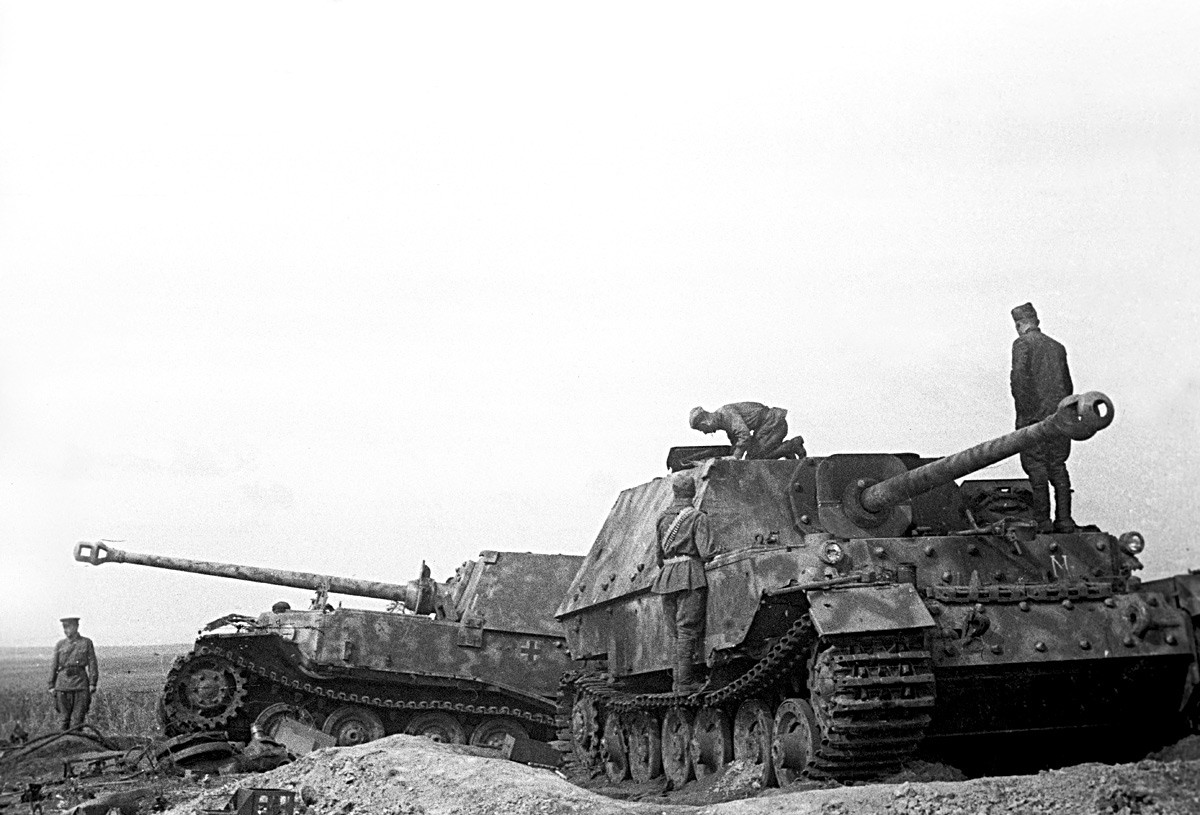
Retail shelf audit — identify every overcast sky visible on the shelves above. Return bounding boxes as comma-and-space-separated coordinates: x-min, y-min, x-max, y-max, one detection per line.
1, 2, 1197, 647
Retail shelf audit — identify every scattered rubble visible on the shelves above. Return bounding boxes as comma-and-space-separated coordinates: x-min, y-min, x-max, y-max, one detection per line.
158, 735, 1200, 815
6, 730, 1200, 815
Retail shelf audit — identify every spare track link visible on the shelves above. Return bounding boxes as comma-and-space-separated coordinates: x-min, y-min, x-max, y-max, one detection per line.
806, 633, 935, 779
193, 642, 556, 728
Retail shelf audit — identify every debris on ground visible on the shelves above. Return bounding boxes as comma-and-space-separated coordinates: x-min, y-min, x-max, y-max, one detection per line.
154, 734, 1200, 815
7, 729, 1200, 815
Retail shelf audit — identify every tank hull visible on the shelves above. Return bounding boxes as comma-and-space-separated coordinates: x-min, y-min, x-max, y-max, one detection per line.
556, 443, 1200, 784
166, 604, 573, 744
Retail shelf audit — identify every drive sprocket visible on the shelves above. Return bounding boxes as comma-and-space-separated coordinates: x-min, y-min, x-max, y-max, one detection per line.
162, 649, 249, 734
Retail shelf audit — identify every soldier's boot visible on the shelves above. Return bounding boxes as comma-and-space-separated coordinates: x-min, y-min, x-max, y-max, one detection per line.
1029, 481, 1053, 533
1052, 485, 1075, 533
673, 640, 702, 693
779, 436, 807, 460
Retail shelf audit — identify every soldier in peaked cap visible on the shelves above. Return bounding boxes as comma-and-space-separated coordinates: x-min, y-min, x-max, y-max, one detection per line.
688, 402, 807, 460
48, 617, 99, 731
652, 473, 713, 693
1010, 302, 1076, 533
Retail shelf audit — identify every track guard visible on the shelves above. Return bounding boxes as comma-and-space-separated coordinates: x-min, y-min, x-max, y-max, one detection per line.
807, 584, 935, 636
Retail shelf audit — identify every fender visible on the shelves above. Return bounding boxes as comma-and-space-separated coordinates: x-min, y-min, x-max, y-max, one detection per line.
807, 584, 935, 636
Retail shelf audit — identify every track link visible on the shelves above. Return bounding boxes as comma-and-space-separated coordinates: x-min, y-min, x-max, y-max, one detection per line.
558, 618, 935, 782
806, 633, 935, 779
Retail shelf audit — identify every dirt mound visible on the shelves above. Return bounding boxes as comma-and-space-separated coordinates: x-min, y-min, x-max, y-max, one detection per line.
154, 735, 1200, 815
1149, 735, 1200, 763
883, 760, 967, 785
165, 736, 668, 815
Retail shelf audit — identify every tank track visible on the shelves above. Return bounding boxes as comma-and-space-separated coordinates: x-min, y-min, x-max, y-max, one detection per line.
164, 638, 556, 739
806, 633, 935, 779
557, 616, 935, 781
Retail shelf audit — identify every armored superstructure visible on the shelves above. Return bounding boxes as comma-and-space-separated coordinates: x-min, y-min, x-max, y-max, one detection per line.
75, 542, 581, 748
556, 392, 1200, 786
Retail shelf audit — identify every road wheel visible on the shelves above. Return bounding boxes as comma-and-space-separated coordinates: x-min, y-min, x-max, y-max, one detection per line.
602, 710, 629, 783
253, 703, 316, 739
626, 711, 662, 783
733, 699, 775, 787
321, 705, 385, 746
661, 708, 694, 789
468, 717, 528, 750
771, 698, 818, 786
690, 708, 732, 779
404, 711, 466, 744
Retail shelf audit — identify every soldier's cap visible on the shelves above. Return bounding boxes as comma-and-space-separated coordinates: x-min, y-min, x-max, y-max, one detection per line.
59, 617, 80, 624
672, 474, 697, 497
1010, 302, 1038, 323
688, 406, 707, 429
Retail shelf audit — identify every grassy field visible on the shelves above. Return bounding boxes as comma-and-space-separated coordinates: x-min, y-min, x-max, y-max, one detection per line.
0, 644, 191, 738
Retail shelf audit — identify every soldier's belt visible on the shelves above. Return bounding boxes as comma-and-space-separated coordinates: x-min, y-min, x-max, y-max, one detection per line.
663, 555, 697, 565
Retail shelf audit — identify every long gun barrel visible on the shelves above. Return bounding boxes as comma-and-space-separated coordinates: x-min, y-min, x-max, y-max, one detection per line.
74, 541, 438, 613
857, 391, 1114, 516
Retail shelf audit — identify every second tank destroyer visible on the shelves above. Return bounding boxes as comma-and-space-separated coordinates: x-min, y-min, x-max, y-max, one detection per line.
75, 542, 582, 748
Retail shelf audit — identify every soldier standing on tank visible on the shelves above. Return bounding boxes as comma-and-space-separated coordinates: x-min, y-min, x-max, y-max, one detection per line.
688, 402, 807, 460
1010, 302, 1076, 533
652, 474, 712, 693
48, 617, 99, 731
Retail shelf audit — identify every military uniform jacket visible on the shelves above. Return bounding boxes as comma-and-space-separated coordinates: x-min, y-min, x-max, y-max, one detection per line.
712, 402, 775, 456
1011, 328, 1073, 427
49, 636, 99, 691
651, 502, 712, 594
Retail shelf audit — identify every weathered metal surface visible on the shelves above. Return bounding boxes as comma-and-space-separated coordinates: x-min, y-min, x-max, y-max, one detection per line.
1145, 572, 1200, 618
807, 585, 935, 635
74, 541, 431, 608
272, 717, 336, 755
557, 477, 674, 617
454, 552, 584, 636
286, 606, 572, 696
76, 545, 582, 745
557, 459, 810, 619
816, 454, 912, 539
929, 592, 1193, 667
560, 389, 1200, 762
859, 391, 1114, 515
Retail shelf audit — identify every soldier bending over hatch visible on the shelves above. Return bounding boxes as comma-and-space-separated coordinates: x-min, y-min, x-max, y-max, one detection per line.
689, 402, 807, 460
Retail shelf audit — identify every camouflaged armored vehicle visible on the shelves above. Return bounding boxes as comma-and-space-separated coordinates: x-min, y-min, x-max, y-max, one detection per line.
556, 392, 1200, 786
75, 542, 581, 748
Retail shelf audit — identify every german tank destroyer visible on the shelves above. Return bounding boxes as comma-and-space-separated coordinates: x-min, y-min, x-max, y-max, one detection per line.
556, 392, 1200, 786
74, 542, 582, 748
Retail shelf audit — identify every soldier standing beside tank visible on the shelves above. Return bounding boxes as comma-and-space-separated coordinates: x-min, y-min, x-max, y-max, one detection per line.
652, 474, 712, 693
1010, 302, 1075, 533
48, 617, 99, 731
688, 402, 807, 460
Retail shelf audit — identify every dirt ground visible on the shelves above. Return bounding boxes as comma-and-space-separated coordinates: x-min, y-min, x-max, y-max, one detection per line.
7, 734, 1200, 815
164, 735, 1200, 815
